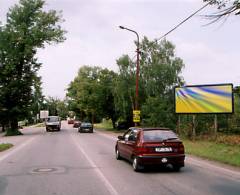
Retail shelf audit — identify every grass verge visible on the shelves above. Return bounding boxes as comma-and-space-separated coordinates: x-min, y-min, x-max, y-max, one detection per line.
94, 120, 126, 133
0, 143, 14, 152
32, 123, 45, 127
183, 139, 240, 167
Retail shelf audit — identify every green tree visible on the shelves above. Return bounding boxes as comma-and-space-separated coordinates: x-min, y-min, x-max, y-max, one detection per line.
44, 97, 68, 119
114, 55, 135, 126
67, 66, 118, 126
67, 66, 102, 123
97, 68, 118, 128
30, 75, 44, 123
0, 0, 65, 135
140, 38, 184, 128
114, 37, 184, 129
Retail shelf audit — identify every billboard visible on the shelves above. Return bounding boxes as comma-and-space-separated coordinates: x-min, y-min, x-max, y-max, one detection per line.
175, 84, 233, 114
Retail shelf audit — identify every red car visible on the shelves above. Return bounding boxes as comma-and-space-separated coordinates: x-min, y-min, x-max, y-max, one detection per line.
115, 127, 185, 172
67, 118, 74, 124
73, 120, 81, 128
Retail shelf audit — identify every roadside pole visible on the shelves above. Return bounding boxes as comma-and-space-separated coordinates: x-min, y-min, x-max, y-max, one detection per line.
192, 115, 196, 141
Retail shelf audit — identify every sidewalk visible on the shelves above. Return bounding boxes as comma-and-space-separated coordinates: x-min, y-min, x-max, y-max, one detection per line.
0, 127, 44, 152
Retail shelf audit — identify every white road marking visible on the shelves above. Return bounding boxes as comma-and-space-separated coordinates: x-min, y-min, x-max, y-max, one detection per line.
0, 137, 36, 163
95, 131, 117, 141
71, 134, 118, 195
187, 156, 240, 180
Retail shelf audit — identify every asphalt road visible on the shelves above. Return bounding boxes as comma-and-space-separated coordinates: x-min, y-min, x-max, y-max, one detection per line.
0, 122, 240, 195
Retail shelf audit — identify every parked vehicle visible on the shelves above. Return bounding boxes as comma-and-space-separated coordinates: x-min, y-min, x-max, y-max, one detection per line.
73, 120, 81, 128
115, 127, 185, 172
45, 116, 61, 132
78, 122, 93, 133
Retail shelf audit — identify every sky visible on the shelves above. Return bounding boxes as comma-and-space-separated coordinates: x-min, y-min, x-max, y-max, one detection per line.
1, 0, 240, 99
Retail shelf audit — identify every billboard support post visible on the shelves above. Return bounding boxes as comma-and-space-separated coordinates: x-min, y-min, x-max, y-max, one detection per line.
192, 115, 196, 141
214, 114, 218, 137
177, 115, 181, 134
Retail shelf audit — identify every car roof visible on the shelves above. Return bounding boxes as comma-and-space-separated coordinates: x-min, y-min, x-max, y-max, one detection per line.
129, 127, 171, 131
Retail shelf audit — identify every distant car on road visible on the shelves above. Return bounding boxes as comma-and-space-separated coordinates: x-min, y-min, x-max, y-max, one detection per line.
73, 120, 81, 128
67, 118, 74, 124
115, 127, 185, 172
78, 122, 93, 133
45, 116, 61, 132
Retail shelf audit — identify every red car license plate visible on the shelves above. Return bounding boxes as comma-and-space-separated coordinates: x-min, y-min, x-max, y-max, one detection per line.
155, 147, 172, 152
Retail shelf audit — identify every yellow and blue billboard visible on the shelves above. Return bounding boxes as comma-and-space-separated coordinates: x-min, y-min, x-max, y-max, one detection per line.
175, 84, 233, 114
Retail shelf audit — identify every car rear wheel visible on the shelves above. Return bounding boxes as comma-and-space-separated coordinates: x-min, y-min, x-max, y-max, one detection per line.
172, 165, 181, 172
115, 148, 122, 160
132, 157, 143, 172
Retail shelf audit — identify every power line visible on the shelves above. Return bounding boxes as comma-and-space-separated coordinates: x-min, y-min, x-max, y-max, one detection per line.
157, 0, 213, 41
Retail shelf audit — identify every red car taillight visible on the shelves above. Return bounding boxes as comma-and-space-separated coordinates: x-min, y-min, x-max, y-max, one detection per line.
178, 143, 185, 153
135, 146, 148, 153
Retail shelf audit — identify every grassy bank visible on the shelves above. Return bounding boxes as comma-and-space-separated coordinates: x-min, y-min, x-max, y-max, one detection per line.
183, 139, 240, 167
0, 143, 13, 152
32, 123, 45, 127
95, 119, 125, 133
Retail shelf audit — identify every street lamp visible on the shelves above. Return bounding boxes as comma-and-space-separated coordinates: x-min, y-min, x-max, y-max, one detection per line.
119, 25, 140, 126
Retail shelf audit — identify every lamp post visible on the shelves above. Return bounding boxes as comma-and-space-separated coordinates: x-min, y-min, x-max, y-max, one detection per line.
119, 26, 140, 126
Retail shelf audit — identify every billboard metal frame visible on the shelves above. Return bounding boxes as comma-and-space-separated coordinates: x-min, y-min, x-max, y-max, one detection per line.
174, 83, 234, 114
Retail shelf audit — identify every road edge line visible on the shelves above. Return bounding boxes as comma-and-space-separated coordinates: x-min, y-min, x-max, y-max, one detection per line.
187, 156, 240, 179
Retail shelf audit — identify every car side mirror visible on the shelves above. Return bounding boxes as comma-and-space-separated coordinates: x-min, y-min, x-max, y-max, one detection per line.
118, 135, 124, 140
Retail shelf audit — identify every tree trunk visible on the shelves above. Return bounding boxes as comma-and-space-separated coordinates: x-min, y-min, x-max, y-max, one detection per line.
6, 118, 22, 136
112, 118, 116, 129
0, 123, 5, 132
91, 111, 95, 124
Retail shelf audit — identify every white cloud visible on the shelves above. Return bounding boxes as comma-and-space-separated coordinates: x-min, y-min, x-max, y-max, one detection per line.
175, 41, 240, 86
1, 0, 240, 99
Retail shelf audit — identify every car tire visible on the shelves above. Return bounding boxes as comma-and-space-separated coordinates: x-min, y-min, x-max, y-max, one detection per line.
172, 165, 181, 172
115, 148, 122, 160
132, 157, 143, 172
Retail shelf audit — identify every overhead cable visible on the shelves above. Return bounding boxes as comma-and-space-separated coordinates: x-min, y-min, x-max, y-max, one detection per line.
157, 0, 213, 41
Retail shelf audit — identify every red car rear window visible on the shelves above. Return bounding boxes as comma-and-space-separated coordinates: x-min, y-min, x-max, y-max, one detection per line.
143, 130, 178, 142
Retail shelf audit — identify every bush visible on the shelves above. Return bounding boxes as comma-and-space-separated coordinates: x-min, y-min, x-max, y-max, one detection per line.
216, 135, 240, 146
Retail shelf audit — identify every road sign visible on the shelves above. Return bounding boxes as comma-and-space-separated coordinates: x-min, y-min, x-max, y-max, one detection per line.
133, 110, 141, 122
133, 110, 141, 115
133, 114, 140, 123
